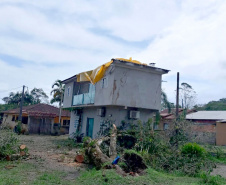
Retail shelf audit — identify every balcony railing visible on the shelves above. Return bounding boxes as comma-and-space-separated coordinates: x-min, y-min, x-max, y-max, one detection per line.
72, 84, 95, 105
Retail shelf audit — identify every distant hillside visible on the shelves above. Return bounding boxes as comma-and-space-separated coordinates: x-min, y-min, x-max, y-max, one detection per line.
196, 98, 226, 110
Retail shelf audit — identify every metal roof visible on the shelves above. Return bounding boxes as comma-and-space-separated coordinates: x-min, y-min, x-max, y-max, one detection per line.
186, 111, 226, 120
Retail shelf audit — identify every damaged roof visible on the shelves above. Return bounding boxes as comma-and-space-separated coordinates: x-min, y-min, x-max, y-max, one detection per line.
2, 103, 70, 118
62, 58, 170, 84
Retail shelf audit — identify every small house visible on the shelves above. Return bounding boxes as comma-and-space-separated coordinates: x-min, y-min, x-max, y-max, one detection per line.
186, 111, 226, 145
1, 103, 70, 134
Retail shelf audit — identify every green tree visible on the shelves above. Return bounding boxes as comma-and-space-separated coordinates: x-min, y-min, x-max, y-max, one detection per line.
196, 98, 226, 110
50, 80, 65, 123
161, 90, 172, 113
31, 88, 49, 104
50, 80, 65, 105
2, 88, 49, 105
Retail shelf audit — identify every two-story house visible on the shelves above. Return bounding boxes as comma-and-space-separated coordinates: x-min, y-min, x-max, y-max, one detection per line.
62, 58, 169, 138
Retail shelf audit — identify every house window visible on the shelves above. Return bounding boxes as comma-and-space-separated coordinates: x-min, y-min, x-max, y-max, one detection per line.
164, 123, 169, 130
63, 120, 70, 126
67, 86, 71, 96
12, 116, 15, 121
102, 77, 108, 88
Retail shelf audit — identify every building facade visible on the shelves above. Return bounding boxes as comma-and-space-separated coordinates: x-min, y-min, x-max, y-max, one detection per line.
62, 59, 169, 138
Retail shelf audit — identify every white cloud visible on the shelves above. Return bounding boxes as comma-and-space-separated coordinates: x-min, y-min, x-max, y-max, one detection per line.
0, 0, 225, 105
134, 0, 226, 104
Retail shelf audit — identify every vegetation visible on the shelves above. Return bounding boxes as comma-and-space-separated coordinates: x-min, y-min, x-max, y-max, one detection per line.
161, 90, 172, 112
195, 98, 226, 110
0, 129, 19, 160
0, 87, 49, 113
2, 88, 49, 106
50, 79, 65, 105
180, 82, 196, 109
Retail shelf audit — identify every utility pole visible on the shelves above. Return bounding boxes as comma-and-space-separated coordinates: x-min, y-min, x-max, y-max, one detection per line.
19, 85, 25, 122
176, 72, 179, 120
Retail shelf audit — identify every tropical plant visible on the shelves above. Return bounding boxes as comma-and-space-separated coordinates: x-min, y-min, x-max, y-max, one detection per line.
50, 80, 65, 106
50, 80, 65, 124
161, 90, 172, 112
2, 88, 48, 105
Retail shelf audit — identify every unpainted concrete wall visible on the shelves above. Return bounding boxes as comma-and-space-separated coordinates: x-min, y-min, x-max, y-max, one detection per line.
69, 106, 155, 138
63, 64, 162, 111
63, 81, 74, 108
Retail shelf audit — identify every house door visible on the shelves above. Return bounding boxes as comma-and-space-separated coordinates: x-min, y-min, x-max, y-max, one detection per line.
86, 118, 94, 138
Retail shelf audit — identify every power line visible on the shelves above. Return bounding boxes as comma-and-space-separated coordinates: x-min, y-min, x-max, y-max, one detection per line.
0, 86, 24, 93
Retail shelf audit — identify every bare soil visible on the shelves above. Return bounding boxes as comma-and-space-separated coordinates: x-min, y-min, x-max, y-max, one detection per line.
212, 164, 226, 178
18, 134, 85, 178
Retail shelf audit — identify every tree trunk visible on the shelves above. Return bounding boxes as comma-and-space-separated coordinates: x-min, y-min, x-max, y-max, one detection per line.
58, 92, 63, 124
109, 124, 117, 160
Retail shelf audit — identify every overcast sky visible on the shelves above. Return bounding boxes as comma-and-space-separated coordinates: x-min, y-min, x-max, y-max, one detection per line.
0, 0, 225, 105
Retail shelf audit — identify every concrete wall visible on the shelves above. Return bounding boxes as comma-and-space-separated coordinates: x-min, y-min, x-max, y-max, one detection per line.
63, 63, 163, 111
2, 114, 28, 131
94, 64, 162, 110
111, 65, 162, 110
69, 106, 155, 138
63, 81, 74, 108
94, 66, 115, 106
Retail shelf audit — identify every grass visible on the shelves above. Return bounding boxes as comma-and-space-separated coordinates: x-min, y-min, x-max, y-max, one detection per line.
76, 168, 202, 185
0, 161, 76, 185
1, 160, 226, 185
53, 138, 83, 150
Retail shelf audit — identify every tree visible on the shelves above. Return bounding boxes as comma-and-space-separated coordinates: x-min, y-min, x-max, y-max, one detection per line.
180, 82, 196, 109
50, 80, 65, 123
161, 90, 172, 113
31, 88, 49, 104
2, 88, 49, 105
50, 80, 65, 105
196, 98, 226, 110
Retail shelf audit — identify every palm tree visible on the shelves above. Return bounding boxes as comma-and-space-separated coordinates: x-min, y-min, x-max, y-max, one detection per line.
161, 90, 171, 113
50, 80, 65, 123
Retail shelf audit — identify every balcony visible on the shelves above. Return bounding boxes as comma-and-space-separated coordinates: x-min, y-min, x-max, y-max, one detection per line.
72, 84, 95, 106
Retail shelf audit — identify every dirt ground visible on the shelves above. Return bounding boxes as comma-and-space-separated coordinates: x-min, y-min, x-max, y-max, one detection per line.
8, 134, 226, 181
18, 134, 85, 179
212, 164, 226, 178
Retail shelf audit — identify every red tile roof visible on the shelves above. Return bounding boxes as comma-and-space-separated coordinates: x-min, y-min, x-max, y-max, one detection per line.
2, 104, 70, 118
160, 108, 196, 120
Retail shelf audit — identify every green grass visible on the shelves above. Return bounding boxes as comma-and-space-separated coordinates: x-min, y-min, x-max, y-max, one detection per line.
0, 161, 76, 185
1, 160, 225, 185
53, 138, 83, 150
208, 155, 226, 164
76, 168, 202, 185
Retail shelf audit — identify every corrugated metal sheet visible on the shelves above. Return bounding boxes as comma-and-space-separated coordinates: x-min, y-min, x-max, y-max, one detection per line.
186, 111, 226, 120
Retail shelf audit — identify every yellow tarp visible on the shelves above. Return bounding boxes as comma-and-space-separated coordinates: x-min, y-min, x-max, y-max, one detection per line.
77, 58, 147, 84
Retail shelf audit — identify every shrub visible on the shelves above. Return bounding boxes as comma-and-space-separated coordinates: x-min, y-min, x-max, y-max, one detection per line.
200, 172, 226, 185
181, 143, 207, 158
0, 129, 19, 159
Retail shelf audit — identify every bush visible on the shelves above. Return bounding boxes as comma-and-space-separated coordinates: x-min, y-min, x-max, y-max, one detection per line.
181, 143, 207, 158
0, 129, 19, 159
200, 172, 226, 185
